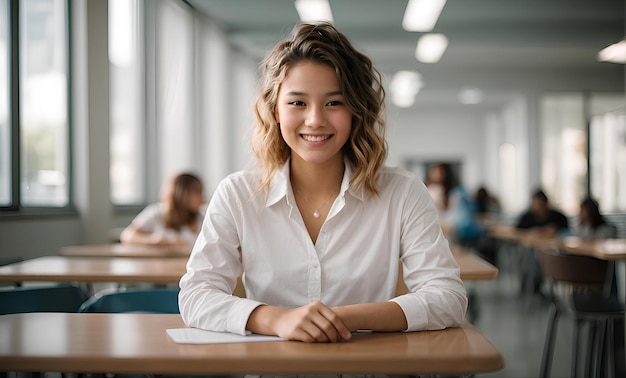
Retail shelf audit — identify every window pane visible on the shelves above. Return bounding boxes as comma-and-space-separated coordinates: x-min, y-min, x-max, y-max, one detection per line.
590, 109, 626, 213
19, 0, 68, 207
109, 0, 145, 205
540, 93, 587, 216
0, 0, 9, 206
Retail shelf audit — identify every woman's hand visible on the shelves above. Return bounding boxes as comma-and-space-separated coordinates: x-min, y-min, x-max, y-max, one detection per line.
247, 301, 352, 343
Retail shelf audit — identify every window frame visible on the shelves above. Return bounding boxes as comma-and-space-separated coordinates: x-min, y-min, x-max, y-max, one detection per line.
0, 0, 75, 217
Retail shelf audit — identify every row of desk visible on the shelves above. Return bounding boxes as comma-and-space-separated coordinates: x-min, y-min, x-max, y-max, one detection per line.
0, 243, 498, 285
488, 224, 626, 302
488, 225, 626, 260
0, 242, 505, 376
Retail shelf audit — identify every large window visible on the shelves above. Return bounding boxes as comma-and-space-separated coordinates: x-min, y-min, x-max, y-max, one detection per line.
541, 92, 625, 216
540, 94, 587, 216
589, 94, 626, 213
109, 0, 145, 205
0, 0, 9, 206
1, 0, 69, 210
19, 0, 69, 207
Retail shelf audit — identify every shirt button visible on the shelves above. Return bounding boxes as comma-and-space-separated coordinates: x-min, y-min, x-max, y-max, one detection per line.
313, 263, 319, 268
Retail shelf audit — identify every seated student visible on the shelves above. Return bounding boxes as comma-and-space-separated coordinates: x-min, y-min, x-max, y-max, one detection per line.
571, 197, 617, 239
426, 163, 484, 244
120, 172, 206, 247
474, 186, 500, 216
516, 189, 569, 237
516, 189, 569, 296
179, 22, 467, 343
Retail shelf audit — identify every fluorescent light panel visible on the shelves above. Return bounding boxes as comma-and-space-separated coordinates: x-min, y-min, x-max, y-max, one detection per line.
597, 39, 626, 64
415, 33, 448, 63
402, 0, 447, 32
295, 0, 334, 23
458, 87, 484, 105
390, 70, 423, 108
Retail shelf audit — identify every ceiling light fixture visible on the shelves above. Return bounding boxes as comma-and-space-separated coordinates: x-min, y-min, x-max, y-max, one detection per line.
458, 87, 484, 105
390, 70, 423, 108
295, 0, 334, 23
415, 33, 448, 63
597, 39, 626, 64
402, 0, 447, 32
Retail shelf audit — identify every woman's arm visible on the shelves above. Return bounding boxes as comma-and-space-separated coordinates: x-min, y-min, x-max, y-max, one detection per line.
119, 224, 185, 245
247, 301, 353, 343
332, 301, 407, 332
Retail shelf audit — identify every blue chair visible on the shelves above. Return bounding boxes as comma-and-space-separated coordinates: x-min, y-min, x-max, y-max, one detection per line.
78, 288, 180, 313
0, 284, 88, 315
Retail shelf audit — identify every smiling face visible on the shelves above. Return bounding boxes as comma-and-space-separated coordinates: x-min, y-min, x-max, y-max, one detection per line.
275, 62, 352, 169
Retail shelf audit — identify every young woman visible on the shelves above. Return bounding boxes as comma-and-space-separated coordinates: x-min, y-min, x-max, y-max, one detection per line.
572, 197, 617, 239
179, 22, 467, 343
120, 172, 206, 246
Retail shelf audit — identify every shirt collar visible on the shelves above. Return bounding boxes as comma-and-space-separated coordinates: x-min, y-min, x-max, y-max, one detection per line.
264, 158, 366, 209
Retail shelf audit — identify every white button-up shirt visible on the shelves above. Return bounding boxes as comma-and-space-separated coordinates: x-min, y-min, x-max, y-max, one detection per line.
179, 162, 467, 335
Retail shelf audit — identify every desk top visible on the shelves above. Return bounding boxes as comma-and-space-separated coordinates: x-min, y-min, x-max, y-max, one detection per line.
60, 243, 191, 258
0, 256, 187, 283
559, 237, 626, 260
0, 313, 504, 375
451, 246, 499, 280
0, 246, 497, 285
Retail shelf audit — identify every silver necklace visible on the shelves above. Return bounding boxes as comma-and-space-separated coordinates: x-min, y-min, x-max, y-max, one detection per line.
293, 185, 340, 219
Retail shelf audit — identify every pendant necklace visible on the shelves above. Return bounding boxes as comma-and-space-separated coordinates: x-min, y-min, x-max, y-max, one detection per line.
294, 185, 340, 219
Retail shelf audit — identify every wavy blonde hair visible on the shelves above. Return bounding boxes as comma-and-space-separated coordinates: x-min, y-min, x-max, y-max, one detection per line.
250, 22, 387, 196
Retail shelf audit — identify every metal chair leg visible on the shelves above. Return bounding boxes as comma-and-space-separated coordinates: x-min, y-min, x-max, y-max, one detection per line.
605, 319, 615, 378
591, 320, 606, 378
540, 303, 559, 378
572, 318, 583, 378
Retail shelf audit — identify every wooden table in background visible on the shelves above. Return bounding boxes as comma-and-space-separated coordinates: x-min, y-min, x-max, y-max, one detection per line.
61, 243, 191, 258
0, 256, 188, 284
0, 312, 504, 375
395, 246, 498, 296
0, 249, 497, 296
558, 237, 626, 260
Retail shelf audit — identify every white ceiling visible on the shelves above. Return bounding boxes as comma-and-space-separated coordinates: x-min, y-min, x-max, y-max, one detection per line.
186, 0, 624, 110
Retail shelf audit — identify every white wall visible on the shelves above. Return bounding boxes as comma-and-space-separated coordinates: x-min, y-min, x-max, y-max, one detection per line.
387, 106, 486, 193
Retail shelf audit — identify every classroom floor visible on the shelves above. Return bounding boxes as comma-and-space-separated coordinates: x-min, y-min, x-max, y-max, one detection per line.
470, 248, 624, 378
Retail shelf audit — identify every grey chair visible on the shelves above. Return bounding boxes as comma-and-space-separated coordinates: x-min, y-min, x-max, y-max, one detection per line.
538, 248, 623, 378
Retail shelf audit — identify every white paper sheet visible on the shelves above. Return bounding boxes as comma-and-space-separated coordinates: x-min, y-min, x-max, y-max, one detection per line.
166, 328, 286, 344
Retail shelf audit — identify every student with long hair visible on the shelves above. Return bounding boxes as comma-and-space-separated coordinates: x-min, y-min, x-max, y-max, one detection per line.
572, 197, 617, 239
179, 22, 467, 343
120, 172, 206, 246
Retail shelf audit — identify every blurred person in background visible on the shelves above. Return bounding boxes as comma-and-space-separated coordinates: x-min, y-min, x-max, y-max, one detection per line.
516, 189, 569, 237
120, 172, 207, 247
426, 162, 484, 244
571, 197, 617, 239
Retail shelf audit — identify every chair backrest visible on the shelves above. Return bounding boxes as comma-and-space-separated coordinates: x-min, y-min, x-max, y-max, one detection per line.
78, 288, 180, 314
0, 284, 88, 315
538, 248, 609, 286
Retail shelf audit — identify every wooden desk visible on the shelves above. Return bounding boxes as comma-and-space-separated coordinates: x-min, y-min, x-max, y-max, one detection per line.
61, 243, 191, 258
0, 247, 498, 289
451, 246, 499, 280
0, 256, 187, 284
0, 313, 504, 375
558, 237, 626, 260
395, 246, 498, 296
